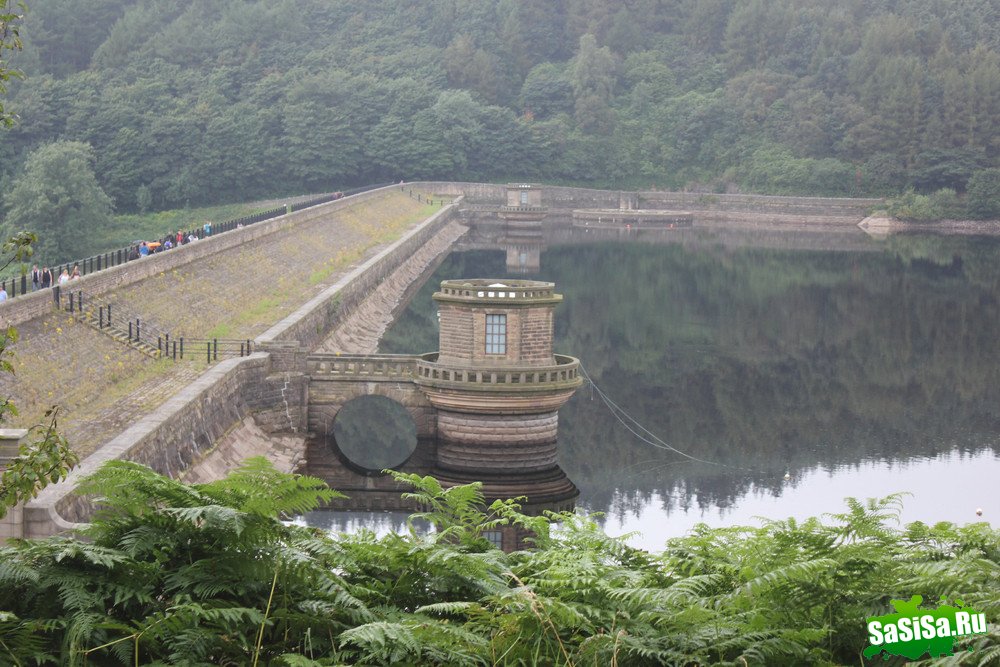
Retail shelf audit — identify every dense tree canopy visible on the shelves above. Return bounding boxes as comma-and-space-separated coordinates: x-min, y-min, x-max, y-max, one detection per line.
0, 0, 999, 214
2, 140, 113, 261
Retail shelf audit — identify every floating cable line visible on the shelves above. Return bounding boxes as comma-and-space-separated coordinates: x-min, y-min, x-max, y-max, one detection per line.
577, 362, 771, 475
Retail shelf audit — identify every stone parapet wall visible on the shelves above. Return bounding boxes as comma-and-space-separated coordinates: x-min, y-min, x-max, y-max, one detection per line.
0, 185, 400, 329
405, 181, 881, 222
412, 181, 505, 204
24, 353, 271, 536
639, 191, 880, 216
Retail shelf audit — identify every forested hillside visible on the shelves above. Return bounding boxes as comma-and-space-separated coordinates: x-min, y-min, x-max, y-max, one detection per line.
3, 0, 1000, 214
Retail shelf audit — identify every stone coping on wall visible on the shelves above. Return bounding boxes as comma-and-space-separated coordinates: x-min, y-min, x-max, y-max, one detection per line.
407, 181, 882, 213
24, 352, 271, 537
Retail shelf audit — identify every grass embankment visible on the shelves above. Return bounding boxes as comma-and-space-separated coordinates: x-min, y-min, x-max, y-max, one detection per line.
1, 191, 441, 457
0, 313, 177, 457
113, 192, 437, 339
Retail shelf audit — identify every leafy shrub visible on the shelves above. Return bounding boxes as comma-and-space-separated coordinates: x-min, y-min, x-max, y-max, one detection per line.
886, 189, 969, 221
967, 168, 1000, 219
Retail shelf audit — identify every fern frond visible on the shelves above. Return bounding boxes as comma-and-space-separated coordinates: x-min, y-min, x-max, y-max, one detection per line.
0, 551, 39, 586
414, 600, 483, 617
339, 621, 422, 664
734, 557, 838, 599
197, 456, 343, 518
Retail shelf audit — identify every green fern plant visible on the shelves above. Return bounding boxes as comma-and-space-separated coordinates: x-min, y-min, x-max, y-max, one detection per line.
0, 460, 996, 666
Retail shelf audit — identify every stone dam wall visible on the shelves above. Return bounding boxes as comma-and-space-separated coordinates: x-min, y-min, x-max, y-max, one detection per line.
22, 196, 463, 536
415, 181, 881, 221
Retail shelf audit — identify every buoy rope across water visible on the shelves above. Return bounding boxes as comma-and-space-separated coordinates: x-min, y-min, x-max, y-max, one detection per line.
577, 361, 781, 478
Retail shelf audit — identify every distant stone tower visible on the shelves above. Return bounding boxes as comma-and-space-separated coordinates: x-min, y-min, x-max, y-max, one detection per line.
499, 183, 545, 234
499, 183, 546, 274
414, 279, 581, 512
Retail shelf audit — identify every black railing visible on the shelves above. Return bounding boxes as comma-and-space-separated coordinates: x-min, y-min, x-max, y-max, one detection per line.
403, 187, 449, 207
62, 289, 254, 363
0, 182, 395, 305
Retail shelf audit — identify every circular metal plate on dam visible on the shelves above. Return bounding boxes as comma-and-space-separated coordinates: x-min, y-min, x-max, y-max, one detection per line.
332, 396, 418, 473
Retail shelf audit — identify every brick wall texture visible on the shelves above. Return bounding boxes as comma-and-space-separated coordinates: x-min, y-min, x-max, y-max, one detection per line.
439, 304, 553, 365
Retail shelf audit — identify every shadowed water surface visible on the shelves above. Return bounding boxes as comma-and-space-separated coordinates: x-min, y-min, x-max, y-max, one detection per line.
372, 230, 1000, 549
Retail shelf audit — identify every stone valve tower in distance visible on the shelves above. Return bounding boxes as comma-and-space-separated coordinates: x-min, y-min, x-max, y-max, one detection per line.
413, 279, 582, 508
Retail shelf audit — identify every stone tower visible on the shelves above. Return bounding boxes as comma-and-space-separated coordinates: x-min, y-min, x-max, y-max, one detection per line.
499, 183, 545, 234
414, 279, 581, 511
499, 183, 546, 275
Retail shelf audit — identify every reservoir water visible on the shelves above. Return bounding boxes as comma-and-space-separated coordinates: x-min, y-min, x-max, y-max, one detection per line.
370, 229, 1000, 550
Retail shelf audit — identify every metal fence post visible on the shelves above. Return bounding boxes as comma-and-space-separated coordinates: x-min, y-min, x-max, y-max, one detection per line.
180, 337, 184, 359
207, 342, 211, 363
213, 338, 217, 361
20, 274, 26, 294
99, 306, 104, 329
135, 318, 140, 341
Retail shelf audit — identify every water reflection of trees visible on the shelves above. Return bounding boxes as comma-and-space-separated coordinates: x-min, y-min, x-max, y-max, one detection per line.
381, 235, 1000, 515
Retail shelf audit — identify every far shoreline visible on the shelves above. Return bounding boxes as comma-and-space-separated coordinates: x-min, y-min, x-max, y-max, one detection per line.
859, 216, 1000, 237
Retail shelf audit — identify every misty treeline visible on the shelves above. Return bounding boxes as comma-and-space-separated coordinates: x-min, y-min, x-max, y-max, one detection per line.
2, 0, 1000, 217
